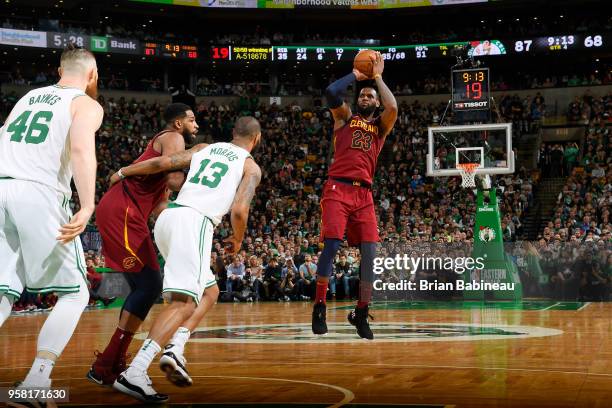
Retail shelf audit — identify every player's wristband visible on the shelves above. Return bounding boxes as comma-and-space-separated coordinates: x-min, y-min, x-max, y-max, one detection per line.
374, 74, 382, 80
117, 168, 126, 180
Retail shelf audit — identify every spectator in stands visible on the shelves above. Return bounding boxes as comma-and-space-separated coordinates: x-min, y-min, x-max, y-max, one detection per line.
298, 254, 317, 300
226, 255, 246, 293
329, 254, 352, 300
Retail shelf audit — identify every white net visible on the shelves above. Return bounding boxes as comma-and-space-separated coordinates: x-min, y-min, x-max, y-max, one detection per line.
458, 163, 479, 188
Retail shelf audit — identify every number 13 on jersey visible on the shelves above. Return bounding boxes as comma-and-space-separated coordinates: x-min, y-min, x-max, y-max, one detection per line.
188, 159, 228, 188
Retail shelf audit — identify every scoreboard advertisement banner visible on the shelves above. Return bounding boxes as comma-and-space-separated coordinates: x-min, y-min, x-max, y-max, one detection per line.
1, 28, 608, 62
0, 28, 47, 48
130, 0, 487, 8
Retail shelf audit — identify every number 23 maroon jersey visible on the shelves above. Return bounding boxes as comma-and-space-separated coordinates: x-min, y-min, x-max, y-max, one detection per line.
327, 114, 384, 185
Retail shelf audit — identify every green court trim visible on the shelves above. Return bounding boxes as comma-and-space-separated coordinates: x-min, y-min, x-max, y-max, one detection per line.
74, 240, 88, 282
25, 285, 80, 294
163, 288, 200, 305
332, 300, 589, 311
198, 217, 208, 285
0, 286, 21, 299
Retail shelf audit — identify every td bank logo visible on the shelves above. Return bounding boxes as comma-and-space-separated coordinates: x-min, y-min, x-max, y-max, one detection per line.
91, 36, 108, 52
154, 322, 562, 344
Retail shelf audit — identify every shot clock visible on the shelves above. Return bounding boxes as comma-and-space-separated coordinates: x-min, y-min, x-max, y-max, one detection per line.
452, 68, 490, 111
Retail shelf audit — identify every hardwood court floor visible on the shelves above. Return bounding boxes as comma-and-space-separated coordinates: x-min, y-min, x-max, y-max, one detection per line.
1, 300, 611, 407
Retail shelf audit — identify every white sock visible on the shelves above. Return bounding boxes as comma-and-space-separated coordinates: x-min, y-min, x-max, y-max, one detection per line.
0, 296, 14, 327
168, 327, 191, 355
37, 280, 89, 356
23, 357, 54, 387
129, 339, 161, 373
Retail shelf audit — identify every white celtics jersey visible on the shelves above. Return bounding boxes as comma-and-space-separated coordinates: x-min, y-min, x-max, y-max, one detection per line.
175, 142, 252, 225
0, 85, 86, 195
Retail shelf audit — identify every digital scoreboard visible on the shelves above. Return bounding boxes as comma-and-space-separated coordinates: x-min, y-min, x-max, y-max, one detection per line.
452, 68, 490, 111
210, 42, 467, 62
144, 42, 198, 59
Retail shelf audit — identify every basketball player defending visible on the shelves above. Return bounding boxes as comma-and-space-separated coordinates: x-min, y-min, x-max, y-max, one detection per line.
87, 103, 198, 385
108, 117, 262, 402
312, 52, 397, 339
0, 44, 103, 388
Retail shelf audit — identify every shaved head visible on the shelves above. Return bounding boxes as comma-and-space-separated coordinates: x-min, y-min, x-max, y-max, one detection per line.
233, 116, 261, 140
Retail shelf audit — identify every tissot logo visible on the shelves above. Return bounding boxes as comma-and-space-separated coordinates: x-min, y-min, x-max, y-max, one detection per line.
463, 101, 488, 108
133, 322, 562, 344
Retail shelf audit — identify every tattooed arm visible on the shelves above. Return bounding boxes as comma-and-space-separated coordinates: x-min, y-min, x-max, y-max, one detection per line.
223, 158, 262, 255
109, 143, 208, 187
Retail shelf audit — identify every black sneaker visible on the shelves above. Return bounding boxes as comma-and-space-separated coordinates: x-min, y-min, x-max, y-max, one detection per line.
312, 302, 328, 335
159, 349, 192, 387
112, 371, 168, 403
347, 306, 374, 340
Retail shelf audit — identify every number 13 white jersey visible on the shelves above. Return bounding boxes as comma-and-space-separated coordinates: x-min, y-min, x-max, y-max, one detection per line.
174, 142, 251, 226
0, 85, 86, 195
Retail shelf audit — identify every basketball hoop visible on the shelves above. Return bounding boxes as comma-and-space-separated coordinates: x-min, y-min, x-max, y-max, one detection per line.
457, 163, 479, 188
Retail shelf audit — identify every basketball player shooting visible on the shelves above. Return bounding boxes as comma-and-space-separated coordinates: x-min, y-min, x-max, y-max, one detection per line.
312, 51, 397, 339
87, 103, 198, 386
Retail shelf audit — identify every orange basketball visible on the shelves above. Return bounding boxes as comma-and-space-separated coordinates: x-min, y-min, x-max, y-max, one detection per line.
353, 49, 376, 78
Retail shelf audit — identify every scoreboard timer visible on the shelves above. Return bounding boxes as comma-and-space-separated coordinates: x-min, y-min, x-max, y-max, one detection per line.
452, 68, 490, 111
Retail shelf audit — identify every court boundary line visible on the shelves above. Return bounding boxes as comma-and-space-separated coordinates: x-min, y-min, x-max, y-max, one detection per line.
1, 361, 611, 377
540, 302, 561, 311
577, 302, 591, 311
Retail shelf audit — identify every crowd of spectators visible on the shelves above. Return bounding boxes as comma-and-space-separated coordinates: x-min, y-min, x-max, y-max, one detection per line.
0, 82, 609, 311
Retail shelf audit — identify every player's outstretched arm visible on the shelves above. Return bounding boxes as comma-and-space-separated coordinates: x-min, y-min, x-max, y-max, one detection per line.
224, 158, 262, 255
58, 96, 104, 244
325, 69, 368, 129
109, 143, 208, 186
372, 52, 398, 138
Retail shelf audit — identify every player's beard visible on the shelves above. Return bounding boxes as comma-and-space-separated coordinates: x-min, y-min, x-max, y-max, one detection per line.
182, 128, 196, 145
356, 104, 377, 117
85, 80, 98, 99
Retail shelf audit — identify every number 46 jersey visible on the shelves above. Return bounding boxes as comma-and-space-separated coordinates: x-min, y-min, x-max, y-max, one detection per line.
0, 85, 86, 195
174, 142, 251, 226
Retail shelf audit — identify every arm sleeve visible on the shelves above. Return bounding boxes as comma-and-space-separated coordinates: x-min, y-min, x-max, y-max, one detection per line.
325, 72, 357, 109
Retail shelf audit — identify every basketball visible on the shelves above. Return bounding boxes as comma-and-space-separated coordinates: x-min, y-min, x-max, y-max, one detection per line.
353, 49, 377, 77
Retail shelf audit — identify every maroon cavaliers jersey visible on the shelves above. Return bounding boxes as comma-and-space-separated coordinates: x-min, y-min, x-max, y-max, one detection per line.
121, 130, 172, 216
328, 114, 384, 185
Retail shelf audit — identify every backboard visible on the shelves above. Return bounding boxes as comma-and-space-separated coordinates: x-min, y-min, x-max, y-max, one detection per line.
426, 123, 514, 177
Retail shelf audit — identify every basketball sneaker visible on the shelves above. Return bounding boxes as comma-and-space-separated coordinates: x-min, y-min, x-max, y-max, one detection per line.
86, 351, 129, 386
113, 367, 168, 403
311, 302, 327, 335
347, 306, 374, 340
159, 345, 192, 387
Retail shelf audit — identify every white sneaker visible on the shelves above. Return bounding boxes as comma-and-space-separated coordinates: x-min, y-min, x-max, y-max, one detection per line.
284, 296, 290, 302
113, 367, 168, 403
159, 348, 192, 387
